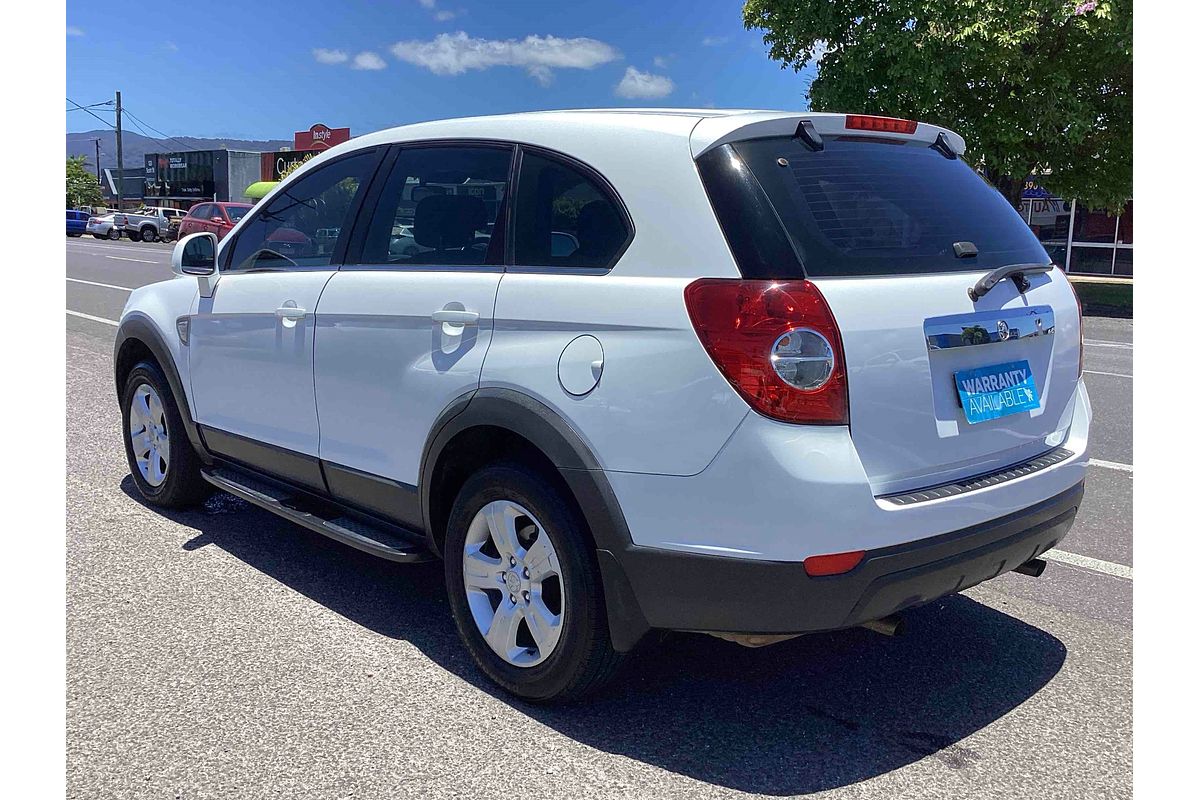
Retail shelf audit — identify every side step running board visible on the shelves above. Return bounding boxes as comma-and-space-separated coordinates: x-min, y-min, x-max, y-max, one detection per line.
201, 466, 434, 563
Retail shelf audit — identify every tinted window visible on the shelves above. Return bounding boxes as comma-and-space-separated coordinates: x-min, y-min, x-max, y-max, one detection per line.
228, 151, 376, 270
225, 205, 249, 222
189, 203, 211, 219
513, 152, 628, 269
715, 136, 1049, 278
358, 146, 512, 267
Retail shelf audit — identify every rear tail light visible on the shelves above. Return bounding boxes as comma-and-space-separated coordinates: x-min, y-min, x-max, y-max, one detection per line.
87, 218, 97, 225
845, 114, 918, 134
804, 550, 865, 577
684, 279, 849, 424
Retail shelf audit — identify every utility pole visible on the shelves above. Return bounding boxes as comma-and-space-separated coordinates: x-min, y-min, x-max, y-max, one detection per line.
115, 90, 124, 209
93, 139, 102, 186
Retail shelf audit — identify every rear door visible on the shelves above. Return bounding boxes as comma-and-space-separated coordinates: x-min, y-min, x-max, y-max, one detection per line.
314, 143, 512, 518
700, 120, 1083, 495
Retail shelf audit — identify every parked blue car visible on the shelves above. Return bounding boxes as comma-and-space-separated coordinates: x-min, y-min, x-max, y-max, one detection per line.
66, 210, 88, 237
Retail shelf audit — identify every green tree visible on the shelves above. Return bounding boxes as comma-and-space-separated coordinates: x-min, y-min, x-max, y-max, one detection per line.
743, 0, 1132, 211
66, 155, 103, 209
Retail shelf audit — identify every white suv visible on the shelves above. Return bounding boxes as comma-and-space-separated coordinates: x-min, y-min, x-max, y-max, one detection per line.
114, 109, 1090, 701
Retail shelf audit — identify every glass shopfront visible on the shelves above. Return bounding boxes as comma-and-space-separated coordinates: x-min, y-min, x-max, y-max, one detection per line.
1020, 184, 1132, 278
143, 151, 218, 205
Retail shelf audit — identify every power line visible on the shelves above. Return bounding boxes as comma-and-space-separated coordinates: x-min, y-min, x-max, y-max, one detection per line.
121, 107, 203, 152
66, 97, 116, 130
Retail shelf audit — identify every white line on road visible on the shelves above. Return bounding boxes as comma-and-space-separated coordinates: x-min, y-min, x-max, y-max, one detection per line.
66, 277, 133, 292
66, 310, 119, 327
1043, 548, 1132, 579
1083, 339, 1133, 349
1084, 369, 1132, 379
105, 255, 158, 264
1090, 458, 1133, 473
68, 242, 171, 257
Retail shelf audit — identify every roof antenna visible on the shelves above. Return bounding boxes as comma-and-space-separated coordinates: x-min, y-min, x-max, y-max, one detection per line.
931, 131, 958, 159
794, 119, 824, 152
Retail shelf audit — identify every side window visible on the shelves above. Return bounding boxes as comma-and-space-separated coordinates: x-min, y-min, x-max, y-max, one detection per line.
228, 150, 376, 271
513, 152, 629, 269
190, 203, 211, 219
358, 145, 512, 268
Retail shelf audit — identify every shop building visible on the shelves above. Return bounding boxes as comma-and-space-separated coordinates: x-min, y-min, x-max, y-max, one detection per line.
142, 149, 262, 210
1020, 182, 1132, 278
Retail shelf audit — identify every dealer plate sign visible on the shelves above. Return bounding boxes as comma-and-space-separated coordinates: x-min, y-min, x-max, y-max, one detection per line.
954, 359, 1040, 424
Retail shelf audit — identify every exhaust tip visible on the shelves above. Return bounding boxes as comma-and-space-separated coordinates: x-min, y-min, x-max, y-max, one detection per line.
1014, 557, 1048, 578
861, 614, 905, 637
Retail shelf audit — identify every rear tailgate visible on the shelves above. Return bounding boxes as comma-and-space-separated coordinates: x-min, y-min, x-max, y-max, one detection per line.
693, 113, 1084, 495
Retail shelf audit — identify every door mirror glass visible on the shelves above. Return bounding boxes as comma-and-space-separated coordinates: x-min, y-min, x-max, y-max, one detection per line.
173, 232, 218, 276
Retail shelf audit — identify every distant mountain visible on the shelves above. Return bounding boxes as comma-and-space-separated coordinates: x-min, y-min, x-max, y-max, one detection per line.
66, 129, 290, 170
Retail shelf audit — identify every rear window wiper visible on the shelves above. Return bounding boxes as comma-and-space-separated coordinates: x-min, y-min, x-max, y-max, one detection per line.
968, 263, 1054, 301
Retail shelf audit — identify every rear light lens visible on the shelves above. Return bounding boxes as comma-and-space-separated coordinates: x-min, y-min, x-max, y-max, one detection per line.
804, 550, 865, 577
845, 114, 918, 134
684, 279, 849, 424
87, 218, 97, 225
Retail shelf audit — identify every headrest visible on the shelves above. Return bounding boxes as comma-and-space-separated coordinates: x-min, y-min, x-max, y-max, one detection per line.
576, 201, 624, 260
414, 194, 486, 249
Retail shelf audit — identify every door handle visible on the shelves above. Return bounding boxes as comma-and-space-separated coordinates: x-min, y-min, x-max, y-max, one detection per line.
275, 304, 307, 320
431, 309, 479, 325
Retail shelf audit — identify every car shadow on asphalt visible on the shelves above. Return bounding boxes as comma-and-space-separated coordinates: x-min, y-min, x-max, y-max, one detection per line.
122, 478, 1067, 796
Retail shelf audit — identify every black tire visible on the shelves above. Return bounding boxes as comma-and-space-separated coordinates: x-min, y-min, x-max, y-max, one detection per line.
120, 360, 211, 508
107, 228, 121, 240
92, 233, 107, 239
444, 461, 624, 703
139, 226, 157, 243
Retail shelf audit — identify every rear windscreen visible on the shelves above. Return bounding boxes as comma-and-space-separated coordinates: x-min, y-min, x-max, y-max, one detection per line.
726, 135, 1050, 278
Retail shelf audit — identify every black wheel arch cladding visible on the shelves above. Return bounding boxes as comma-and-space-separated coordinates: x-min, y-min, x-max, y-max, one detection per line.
420, 387, 651, 651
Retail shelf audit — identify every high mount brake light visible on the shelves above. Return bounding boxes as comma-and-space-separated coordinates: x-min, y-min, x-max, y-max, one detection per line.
684, 279, 849, 425
845, 115, 919, 135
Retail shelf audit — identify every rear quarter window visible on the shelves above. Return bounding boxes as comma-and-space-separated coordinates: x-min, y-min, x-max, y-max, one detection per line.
700, 135, 1050, 278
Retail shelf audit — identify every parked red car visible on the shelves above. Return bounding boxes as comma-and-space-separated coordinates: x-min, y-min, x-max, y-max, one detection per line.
178, 202, 252, 241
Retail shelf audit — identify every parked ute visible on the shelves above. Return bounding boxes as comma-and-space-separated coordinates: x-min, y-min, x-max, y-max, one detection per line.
66, 209, 88, 237
177, 201, 251, 242
115, 206, 186, 243
114, 110, 1090, 701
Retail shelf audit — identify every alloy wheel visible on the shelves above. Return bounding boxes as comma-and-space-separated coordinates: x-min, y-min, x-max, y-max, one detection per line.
462, 500, 565, 667
128, 383, 169, 486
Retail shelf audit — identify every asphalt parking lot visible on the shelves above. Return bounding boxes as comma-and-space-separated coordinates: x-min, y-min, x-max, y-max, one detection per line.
66, 236, 1132, 799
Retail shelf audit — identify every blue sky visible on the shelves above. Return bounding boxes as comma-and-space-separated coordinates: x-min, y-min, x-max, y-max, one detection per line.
66, 0, 817, 141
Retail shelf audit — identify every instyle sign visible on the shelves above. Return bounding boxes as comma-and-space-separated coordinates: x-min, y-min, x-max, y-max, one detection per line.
294, 123, 350, 151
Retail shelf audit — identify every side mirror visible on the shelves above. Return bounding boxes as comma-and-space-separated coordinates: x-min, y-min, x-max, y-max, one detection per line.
172, 232, 220, 297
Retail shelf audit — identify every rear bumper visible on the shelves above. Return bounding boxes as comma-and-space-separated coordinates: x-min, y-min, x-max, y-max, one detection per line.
606, 481, 1082, 635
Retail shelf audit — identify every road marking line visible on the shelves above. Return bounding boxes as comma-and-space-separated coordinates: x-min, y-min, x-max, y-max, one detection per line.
1083, 339, 1133, 349
66, 277, 133, 292
66, 310, 119, 327
1090, 458, 1133, 473
1084, 369, 1132, 378
105, 255, 158, 264
1043, 549, 1132, 580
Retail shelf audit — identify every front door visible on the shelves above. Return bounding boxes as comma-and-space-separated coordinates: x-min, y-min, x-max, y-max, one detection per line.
188, 148, 382, 490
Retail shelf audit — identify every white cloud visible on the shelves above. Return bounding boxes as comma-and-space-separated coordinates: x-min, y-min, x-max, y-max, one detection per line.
313, 48, 349, 64
352, 51, 387, 70
653, 55, 670, 69
614, 66, 675, 100
701, 36, 728, 46
390, 32, 620, 84
435, 9, 457, 21
417, 0, 436, 7
163, 41, 179, 52
66, 25, 84, 36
